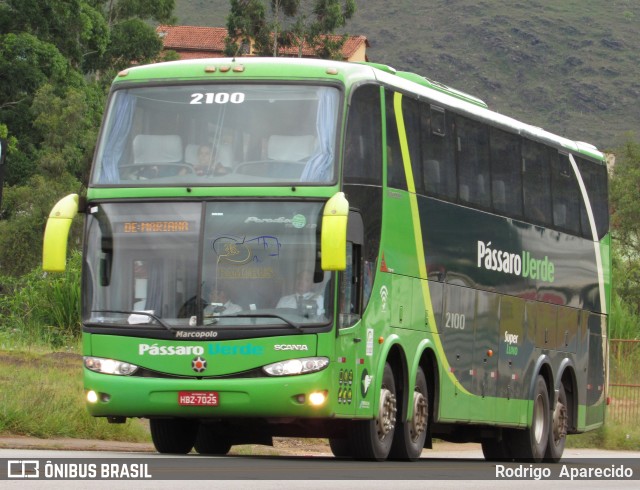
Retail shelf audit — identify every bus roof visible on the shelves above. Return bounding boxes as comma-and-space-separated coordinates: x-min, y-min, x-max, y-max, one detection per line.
114, 57, 604, 162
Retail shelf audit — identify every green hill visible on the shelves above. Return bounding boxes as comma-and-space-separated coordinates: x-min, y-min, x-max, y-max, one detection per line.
174, 0, 640, 150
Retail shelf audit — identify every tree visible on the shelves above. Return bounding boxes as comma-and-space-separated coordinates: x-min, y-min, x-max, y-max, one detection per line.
225, 0, 356, 59
0, 33, 77, 185
0, 173, 83, 276
105, 0, 176, 26
0, 0, 110, 71
105, 18, 164, 71
271, 0, 301, 56
225, 0, 270, 57
0, 0, 178, 277
93, 0, 176, 74
307, 0, 355, 60
31, 83, 104, 182
610, 135, 640, 313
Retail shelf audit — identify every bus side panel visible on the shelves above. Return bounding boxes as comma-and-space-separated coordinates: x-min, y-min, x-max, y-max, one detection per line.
498, 296, 529, 424
585, 313, 606, 428
470, 290, 500, 422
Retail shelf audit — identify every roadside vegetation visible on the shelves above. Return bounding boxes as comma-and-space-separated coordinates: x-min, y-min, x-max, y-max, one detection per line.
0, 349, 149, 442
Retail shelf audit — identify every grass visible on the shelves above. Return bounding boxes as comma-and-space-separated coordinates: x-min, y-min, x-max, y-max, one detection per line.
609, 295, 640, 339
568, 424, 640, 451
0, 350, 149, 442
0, 250, 82, 351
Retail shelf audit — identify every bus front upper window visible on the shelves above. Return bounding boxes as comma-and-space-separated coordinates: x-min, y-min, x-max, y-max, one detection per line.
92, 85, 339, 186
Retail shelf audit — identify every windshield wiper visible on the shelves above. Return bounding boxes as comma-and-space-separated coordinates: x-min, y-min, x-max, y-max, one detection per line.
228, 313, 304, 333
90, 310, 173, 332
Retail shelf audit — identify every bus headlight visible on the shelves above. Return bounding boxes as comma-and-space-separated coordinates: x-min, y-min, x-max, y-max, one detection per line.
84, 356, 139, 376
263, 357, 329, 376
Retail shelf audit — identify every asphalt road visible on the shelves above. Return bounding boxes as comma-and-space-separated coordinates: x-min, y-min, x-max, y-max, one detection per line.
1, 443, 639, 489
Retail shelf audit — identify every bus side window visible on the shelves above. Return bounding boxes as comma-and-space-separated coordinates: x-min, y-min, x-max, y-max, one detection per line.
456, 116, 490, 208
339, 211, 364, 328
490, 128, 522, 219
401, 96, 423, 194
522, 140, 552, 226
339, 241, 361, 328
551, 153, 581, 235
576, 156, 609, 239
344, 84, 382, 185
385, 90, 407, 190
422, 105, 456, 200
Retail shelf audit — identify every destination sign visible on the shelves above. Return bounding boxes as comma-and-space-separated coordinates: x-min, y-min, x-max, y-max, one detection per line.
121, 221, 192, 233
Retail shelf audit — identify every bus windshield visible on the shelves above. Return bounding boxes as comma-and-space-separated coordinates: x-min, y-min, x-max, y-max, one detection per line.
92, 84, 340, 186
84, 201, 331, 330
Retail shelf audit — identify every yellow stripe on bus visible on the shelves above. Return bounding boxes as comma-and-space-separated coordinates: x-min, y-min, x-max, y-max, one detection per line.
393, 92, 471, 396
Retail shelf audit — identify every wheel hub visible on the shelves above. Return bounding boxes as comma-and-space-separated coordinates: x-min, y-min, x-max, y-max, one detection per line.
533, 393, 546, 444
553, 401, 568, 442
376, 388, 397, 438
410, 392, 428, 441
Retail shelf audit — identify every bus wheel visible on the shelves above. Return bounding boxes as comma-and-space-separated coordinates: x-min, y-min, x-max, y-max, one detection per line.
150, 418, 198, 454
389, 367, 428, 460
194, 424, 232, 455
350, 363, 397, 461
328, 438, 352, 458
508, 375, 550, 462
481, 435, 510, 461
545, 383, 568, 462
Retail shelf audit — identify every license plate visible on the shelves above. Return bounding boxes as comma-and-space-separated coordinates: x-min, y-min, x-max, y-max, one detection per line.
178, 391, 219, 406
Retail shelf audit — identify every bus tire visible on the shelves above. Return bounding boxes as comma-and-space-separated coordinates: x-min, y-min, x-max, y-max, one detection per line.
349, 362, 397, 461
481, 435, 510, 461
150, 418, 198, 454
508, 375, 550, 462
545, 383, 568, 462
389, 366, 429, 460
194, 424, 233, 455
328, 438, 352, 458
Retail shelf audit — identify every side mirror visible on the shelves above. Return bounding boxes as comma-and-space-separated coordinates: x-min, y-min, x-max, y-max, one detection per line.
321, 192, 349, 271
43, 194, 79, 272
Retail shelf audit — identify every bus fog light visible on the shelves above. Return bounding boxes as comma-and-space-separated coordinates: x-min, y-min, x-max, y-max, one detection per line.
309, 391, 327, 406
87, 390, 99, 404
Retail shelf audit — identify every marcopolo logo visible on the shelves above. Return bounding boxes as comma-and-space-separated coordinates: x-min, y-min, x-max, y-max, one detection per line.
477, 240, 555, 283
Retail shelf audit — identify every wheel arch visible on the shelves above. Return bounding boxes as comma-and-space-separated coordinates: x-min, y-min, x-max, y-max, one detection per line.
557, 358, 578, 433
530, 355, 554, 411
404, 341, 439, 422
418, 344, 438, 449
373, 334, 408, 417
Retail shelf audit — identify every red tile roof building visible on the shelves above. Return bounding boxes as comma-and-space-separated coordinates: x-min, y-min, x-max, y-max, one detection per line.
156, 25, 368, 62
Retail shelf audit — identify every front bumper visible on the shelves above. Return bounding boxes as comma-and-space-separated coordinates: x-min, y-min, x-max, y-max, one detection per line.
84, 368, 333, 419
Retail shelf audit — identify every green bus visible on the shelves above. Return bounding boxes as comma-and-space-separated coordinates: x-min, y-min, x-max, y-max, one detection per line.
43, 57, 609, 462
